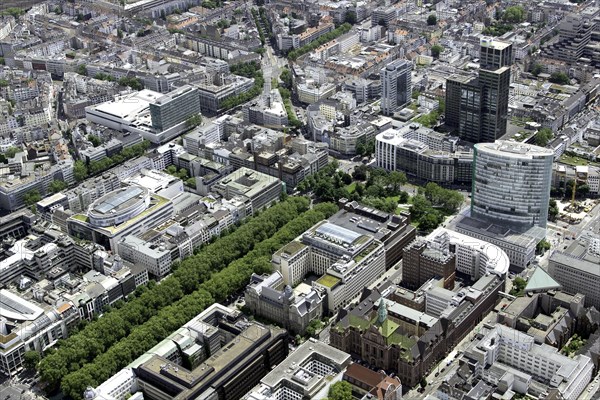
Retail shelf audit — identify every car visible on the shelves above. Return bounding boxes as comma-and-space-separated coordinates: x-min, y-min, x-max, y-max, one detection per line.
435, 372, 439, 377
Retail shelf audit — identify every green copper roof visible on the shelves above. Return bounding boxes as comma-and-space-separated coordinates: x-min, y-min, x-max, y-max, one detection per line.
525, 267, 562, 293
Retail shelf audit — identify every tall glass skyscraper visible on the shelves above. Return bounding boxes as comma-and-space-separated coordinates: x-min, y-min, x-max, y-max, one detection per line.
471, 141, 554, 231
445, 39, 512, 143
380, 59, 412, 116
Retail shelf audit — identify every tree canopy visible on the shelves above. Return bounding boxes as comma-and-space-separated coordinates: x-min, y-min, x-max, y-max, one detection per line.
328, 381, 353, 400
23, 190, 41, 206
535, 127, 553, 147
431, 44, 443, 59
427, 14, 437, 25
287, 23, 352, 61
501, 6, 525, 23
39, 197, 341, 398
549, 72, 569, 85
49, 180, 68, 194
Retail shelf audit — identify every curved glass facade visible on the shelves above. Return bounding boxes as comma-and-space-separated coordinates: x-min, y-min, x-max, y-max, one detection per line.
471, 141, 553, 230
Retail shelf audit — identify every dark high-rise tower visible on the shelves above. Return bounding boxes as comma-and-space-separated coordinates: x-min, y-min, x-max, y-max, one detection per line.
445, 39, 513, 143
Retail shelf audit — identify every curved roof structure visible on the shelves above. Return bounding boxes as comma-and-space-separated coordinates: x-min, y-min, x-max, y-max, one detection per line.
88, 185, 150, 227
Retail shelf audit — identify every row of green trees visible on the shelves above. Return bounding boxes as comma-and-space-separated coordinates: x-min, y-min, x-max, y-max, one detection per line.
55, 200, 339, 398
221, 62, 265, 110
39, 198, 311, 389
73, 141, 150, 181
251, 8, 267, 45
278, 87, 302, 128
287, 23, 352, 61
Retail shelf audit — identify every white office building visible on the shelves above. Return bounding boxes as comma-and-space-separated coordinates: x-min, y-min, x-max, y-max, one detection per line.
548, 234, 600, 309
272, 221, 386, 311
466, 324, 593, 400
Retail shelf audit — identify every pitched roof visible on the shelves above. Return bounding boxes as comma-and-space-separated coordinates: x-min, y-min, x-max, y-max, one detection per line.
525, 267, 562, 293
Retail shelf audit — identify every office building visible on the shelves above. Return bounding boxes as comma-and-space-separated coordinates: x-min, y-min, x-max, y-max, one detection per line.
402, 237, 456, 291
455, 213, 545, 269
149, 85, 201, 132
464, 324, 593, 400
330, 284, 445, 389
380, 60, 412, 116
453, 141, 550, 268
375, 124, 473, 185
496, 290, 585, 350
0, 291, 80, 376
211, 168, 282, 213
244, 272, 324, 334
270, 203, 415, 312
244, 339, 351, 400
272, 221, 385, 312
243, 90, 288, 129
336, 199, 416, 270
543, 14, 594, 63
445, 39, 512, 142
86, 304, 288, 400
548, 233, 600, 310
343, 364, 403, 400
330, 227, 508, 389
67, 185, 174, 253
471, 141, 554, 231
444, 75, 471, 130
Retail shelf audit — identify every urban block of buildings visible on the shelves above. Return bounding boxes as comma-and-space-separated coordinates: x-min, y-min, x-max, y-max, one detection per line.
454, 141, 554, 269
270, 200, 415, 313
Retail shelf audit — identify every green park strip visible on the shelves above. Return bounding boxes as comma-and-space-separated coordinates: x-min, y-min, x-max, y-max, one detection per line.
39, 197, 311, 393
43, 200, 340, 399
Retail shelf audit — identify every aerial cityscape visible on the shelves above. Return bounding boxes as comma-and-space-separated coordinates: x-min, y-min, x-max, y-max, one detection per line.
0, 0, 600, 399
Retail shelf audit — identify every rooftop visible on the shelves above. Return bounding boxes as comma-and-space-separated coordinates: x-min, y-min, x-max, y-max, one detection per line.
525, 267, 562, 293
316, 274, 341, 289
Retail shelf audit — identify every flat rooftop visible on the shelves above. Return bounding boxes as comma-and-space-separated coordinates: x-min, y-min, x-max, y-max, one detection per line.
261, 339, 350, 389
549, 234, 600, 276
91, 89, 161, 120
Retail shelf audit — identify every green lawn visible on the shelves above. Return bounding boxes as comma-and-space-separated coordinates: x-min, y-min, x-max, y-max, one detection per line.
560, 154, 600, 167
347, 182, 357, 193
316, 274, 341, 288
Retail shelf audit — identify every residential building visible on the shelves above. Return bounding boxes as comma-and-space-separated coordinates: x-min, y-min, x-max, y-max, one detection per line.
380, 60, 412, 116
